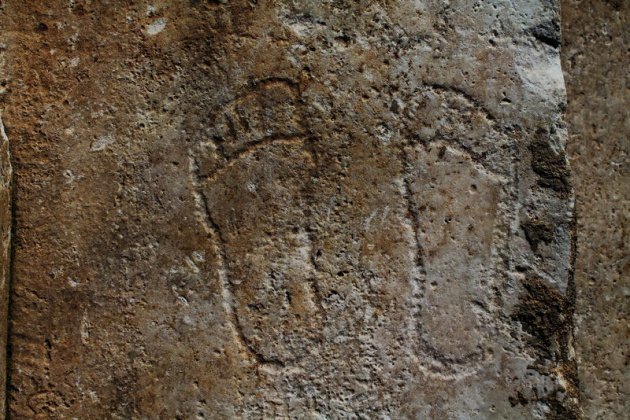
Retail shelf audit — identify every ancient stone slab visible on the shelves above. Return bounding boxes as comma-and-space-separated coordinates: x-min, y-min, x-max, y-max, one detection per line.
562, 1, 630, 418
3, 0, 577, 417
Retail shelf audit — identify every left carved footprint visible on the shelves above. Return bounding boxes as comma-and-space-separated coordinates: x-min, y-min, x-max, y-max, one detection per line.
192, 80, 322, 365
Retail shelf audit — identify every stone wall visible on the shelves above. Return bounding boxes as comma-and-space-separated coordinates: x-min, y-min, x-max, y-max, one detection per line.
0, 0, 623, 417
562, 1, 629, 418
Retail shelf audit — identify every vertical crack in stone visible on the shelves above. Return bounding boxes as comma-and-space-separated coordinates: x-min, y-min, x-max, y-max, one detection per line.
564, 191, 581, 416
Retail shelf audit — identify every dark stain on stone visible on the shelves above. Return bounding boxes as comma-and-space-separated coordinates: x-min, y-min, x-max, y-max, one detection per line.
513, 275, 568, 359
437, 145, 447, 159
508, 391, 529, 407
512, 275, 581, 418
522, 216, 555, 252
530, 129, 571, 194
528, 19, 561, 49
542, 398, 581, 420
603, 0, 623, 11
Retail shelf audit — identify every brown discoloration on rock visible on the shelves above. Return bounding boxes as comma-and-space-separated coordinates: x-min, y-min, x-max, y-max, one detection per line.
530, 129, 571, 194
523, 216, 556, 253
511, 274, 581, 418
514, 275, 571, 360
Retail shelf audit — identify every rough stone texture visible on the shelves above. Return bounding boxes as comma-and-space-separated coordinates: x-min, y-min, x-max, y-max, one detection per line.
2, 1, 577, 418
0, 113, 10, 419
0, 10, 12, 412
0, 117, 10, 419
562, 1, 629, 418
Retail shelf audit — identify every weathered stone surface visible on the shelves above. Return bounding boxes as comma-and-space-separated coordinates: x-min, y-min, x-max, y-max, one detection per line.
3, 1, 577, 417
0, 112, 11, 419
562, 1, 629, 418
0, 7, 12, 410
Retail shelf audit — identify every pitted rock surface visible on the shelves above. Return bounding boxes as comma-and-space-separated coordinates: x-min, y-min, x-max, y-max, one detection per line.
2, 0, 578, 418
562, 1, 629, 418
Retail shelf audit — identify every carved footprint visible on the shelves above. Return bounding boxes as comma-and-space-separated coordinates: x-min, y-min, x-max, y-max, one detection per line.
192, 80, 321, 365
191, 81, 514, 375
400, 87, 514, 375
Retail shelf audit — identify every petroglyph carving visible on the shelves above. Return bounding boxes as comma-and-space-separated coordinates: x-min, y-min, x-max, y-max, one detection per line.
191, 82, 516, 376
6, 0, 578, 416
191, 80, 319, 364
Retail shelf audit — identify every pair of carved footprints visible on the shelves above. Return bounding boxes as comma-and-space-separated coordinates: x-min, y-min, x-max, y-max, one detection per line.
191, 78, 509, 371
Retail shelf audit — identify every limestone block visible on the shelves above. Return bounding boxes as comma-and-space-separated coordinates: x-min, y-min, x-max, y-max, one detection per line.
2, 0, 577, 417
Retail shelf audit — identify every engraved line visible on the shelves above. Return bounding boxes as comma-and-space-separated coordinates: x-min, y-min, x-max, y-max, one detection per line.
189, 152, 285, 368
201, 135, 308, 183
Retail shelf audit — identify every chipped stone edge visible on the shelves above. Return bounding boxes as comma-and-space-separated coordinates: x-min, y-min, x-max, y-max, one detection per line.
0, 110, 12, 420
